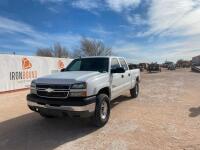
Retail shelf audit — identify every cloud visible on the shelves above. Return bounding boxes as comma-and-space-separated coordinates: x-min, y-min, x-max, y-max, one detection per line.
0, 16, 33, 34
37, 0, 142, 14
140, 0, 200, 37
47, 7, 60, 13
37, 0, 65, 4
115, 0, 200, 63
126, 14, 148, 25
36, 0, 66, 13
1, 1, 199, 61
0, 16, 82, 53
111, 34, 200, 63
111, 40, 148, 63
71, 0, 99, 10
37, 0, 101, 14
90, 25, 113, 37
105, 0, 141, 12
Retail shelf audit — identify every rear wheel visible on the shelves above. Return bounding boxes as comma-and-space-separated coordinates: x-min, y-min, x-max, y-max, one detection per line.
130, 82, 139, 98
92, 94, 110, 127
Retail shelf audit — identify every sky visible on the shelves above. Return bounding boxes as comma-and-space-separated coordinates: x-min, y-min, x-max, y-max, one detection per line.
0, 0, 200, 63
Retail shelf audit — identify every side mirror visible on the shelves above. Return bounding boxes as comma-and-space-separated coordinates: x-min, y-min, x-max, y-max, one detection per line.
111, 67, 125, 73
60, 68, 65, 72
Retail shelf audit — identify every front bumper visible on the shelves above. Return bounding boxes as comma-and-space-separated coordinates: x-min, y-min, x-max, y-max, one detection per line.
27, 101, 95, 112
27, 94, 96, 118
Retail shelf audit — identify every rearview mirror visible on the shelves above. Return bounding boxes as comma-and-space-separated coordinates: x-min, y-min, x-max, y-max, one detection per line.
111, 67, 125, 73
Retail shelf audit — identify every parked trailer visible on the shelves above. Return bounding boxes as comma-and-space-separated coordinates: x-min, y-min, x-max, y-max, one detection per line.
192, 66, 200, 72
192, 55, 200, 65
192, 55, 200, 73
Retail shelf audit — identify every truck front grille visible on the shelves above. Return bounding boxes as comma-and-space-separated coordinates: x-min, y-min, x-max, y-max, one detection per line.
36, 84, 70, 90
36, 84, 70, 99
37, 91, 69, 98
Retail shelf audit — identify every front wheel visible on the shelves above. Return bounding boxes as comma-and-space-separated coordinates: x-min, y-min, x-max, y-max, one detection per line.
92, 94, 110, 127
130, 82, 139, 98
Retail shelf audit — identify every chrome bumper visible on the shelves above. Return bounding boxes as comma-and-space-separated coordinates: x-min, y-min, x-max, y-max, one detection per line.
27, 101, 95, 112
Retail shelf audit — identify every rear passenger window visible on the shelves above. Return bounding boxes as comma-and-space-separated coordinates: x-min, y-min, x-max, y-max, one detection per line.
111, 58, 120, 69
119, 58, 128, 70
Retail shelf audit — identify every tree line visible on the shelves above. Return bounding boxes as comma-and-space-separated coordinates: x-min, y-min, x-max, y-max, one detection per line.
36, 38, 112, 58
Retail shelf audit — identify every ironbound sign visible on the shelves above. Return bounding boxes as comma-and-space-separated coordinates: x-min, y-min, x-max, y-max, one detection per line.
0, 54, 72, 92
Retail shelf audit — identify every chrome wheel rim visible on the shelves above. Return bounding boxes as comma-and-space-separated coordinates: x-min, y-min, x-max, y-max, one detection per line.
136, 84, 138, 95
100, 100, 108, 120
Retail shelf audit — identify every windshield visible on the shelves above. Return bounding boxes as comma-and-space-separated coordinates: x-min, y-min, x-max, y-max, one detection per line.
65, 58, 109, 73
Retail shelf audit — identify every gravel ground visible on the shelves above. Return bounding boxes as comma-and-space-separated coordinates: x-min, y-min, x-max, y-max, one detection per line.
0, 68, 200, 150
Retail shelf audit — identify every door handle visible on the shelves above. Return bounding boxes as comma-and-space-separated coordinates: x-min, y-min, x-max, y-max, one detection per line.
128, 73, 130, 76
121, 75, 124, 78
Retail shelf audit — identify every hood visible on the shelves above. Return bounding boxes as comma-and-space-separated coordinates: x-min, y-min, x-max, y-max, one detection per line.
36, 71, 102, 85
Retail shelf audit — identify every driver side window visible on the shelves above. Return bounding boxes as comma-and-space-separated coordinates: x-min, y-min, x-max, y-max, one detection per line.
111, 58, 120, 69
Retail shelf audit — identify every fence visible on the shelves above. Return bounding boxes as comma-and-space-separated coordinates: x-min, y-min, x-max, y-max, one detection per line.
0, 54, 72, 92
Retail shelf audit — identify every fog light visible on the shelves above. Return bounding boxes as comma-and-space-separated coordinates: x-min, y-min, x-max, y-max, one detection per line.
70, 91, 87, 97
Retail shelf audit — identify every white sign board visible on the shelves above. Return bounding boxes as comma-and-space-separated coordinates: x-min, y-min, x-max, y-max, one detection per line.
0, 54, 72, 92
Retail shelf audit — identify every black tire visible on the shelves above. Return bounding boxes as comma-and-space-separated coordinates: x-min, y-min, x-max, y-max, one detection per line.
39, 111, 55, 118
130, 82, 139, 98
92, 94, 110, 127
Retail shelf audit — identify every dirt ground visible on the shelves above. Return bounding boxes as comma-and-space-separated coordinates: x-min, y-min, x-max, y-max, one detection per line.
0, 68, 200, 150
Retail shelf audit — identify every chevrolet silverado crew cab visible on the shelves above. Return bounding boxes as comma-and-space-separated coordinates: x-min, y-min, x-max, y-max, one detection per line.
27, 56, 140, 127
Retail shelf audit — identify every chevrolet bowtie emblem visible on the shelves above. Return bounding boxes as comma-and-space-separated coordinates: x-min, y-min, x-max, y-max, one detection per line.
45, 88, 54, 93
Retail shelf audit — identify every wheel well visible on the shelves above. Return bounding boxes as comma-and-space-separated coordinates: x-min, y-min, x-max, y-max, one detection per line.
98, 87, 110, 98
136, 77, 139, 83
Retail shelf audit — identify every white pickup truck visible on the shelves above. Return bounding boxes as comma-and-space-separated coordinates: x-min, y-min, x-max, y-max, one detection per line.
27, 56, 140, 127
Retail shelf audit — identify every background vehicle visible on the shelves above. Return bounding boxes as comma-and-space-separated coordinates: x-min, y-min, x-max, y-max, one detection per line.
191, 55, 200, 72
147, 63, 161, 73
27, 56, 140, 127
168, 63, 176, 70
128, 63, 139, 70
139, 63, 148, 72
162, 61, 173, 68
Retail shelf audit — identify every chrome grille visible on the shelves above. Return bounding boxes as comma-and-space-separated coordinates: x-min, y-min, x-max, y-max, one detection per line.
36, 84, 70, 99
36, 84, 70, 90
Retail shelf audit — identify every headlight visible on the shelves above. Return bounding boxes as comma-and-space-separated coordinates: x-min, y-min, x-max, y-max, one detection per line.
70, 82, 87, 97
30, 81, 37, 94
71, 82, 86, 89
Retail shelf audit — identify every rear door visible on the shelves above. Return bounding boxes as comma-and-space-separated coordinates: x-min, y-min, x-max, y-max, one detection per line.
110, 58, 124, 99
118, 58, 132, 90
